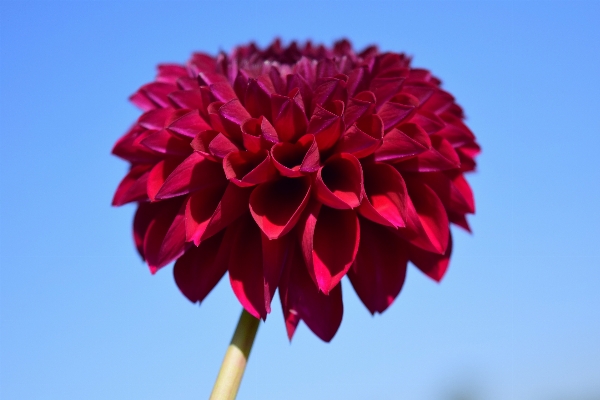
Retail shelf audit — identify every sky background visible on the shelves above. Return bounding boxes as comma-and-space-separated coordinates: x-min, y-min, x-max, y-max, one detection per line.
1, 1, 599, 399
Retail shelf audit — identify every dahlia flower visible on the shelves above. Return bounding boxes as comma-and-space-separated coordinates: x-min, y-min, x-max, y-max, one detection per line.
112, 39, 479, 344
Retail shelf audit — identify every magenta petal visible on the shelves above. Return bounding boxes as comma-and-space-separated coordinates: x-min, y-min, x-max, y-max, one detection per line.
358, 162, 407, 228
261, 233, 293, 307
139, 82, 177, 108
343, 91, 375, 127
271, 134, 319, 177
410, 111, 445, 135
300, 205, 360, 294
208, 133, 241, 159
348, 218, 409, 314
173, 231, 227, 303
141, 129, 192, 157
155, 153, 226, 199
370, 76, 405, 108
250, 176, 311, 239
307, 100, 345, 151
409, 233, 453, 282
228, 214, 282, 320
147, 158, 183, 201
217, 99, 252, 143
186, 182, 251, 245
143, 198, 186, 273
378, 100, 415, 131
395, 135, 460, 172
315, 153, 363, 209
374, 123, 431, 163
245, 76, 276, 120
112, 164, 151, 206
138, 108, 182, 130
133, 201, 163, 260
279, 241, 343, 342
334, 114, 383, 159
420, 172, 475, 215
190, 130, 221, 161
223, 150, 278, 187
168, 110, 212, 139
271, 88, 308, 142
209, 82, 238, 103
401, 179, 449, 254
241, 117, 277, 153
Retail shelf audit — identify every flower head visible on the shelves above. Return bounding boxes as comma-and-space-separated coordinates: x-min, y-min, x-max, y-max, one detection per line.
112, 39, 480, 342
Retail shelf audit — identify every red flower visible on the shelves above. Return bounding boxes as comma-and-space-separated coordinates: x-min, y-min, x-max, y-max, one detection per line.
112, 39, 480, 342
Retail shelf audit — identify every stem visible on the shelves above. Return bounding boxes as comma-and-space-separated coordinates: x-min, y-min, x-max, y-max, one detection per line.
210, 309, 260, 400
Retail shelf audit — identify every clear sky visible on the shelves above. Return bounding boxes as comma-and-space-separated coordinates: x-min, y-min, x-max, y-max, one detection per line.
1, 1, 599, 399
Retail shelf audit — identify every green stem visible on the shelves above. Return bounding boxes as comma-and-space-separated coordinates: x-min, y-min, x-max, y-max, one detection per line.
210, 309, 260, 400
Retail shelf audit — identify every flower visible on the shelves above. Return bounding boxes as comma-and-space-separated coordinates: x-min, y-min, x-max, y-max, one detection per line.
112, 39, 480, 342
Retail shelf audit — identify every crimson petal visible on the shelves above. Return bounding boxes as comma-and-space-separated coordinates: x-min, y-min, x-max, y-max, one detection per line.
348, 218, 409, 314
334, 114, 383, 158
358, 162, 407, 228
307, 100, 345, 151
300, 204, 360, 294
279, 241, 343, 342
173, 231, 228, 303
374, 123, 431, 163
141, 129, 192, 157
249, 176, 311, 239
271, 88, 308, 142
223, 150, 278, 187
143, 198, 186, 273
395, 135, 460, 172
168, 110, 212, 139
228, 215, 289, 319
270, 134, 319, 177
112, 164, 151, 206
409, 233, 453, 282
315, 153, 363, 209
186, 182, 251, 245
155, 153, 226, 199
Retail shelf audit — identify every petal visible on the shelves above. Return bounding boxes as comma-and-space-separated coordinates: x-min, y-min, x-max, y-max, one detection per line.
370, 75, 405, 109
147, 158, 184, 201
245, 75, 276, 120
343, 90, 375, 127
307, 100, 345, 151
173, 230, 228, 303
300, 204, 360, 294
208, 132, 241, 159
167, 110, 212, 139
112, 164, 151, 206
186, 182, 251, 245
378, 97, 416, 131
314, 153, 363, 209
420, 172, 475, 215
409, 233, 453, 282
223, 150, 278, 187
400, 179, 450, 254
249, 176, 312, 239
334, 114, 383, 158
217, 99, 252, 143
395, 135, 460, 172
228, 214, 288, 319
241, 116, 278, 153
141, 129, 192, 157
358, 162, 407, 228
270, 134, 319, 177
143, 198, 186, 273
348, 218, 409, 314
190, 130, 221, 161
374, 123, 431, 163
271, 88, 308, 142
279, 241, 344, 342
155, 153, 226, 200
133, 201, 163, 260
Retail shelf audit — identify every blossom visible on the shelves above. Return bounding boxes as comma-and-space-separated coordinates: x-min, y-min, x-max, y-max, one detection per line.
112, 39, 480, 342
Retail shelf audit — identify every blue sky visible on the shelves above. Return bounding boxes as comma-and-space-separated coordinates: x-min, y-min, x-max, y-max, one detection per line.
1, 1, 599, 399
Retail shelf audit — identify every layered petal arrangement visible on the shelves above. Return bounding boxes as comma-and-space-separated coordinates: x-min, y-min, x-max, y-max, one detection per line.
112, 39, 480, 342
